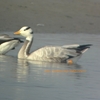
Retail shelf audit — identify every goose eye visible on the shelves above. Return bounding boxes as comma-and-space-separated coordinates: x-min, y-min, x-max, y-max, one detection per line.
24, 27, 30, 31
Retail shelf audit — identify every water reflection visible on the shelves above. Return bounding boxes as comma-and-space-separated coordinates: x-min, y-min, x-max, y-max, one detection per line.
17, 59, 85, 81
16, 59, 30, 82
0, 55, 86, 83
0, 55, 17, 73
0, 54, 88, 100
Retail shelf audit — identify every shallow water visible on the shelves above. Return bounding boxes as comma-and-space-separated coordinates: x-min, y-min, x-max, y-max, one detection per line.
0, 33, 100, 100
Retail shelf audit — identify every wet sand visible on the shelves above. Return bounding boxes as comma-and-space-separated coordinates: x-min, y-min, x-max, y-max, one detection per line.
0, 0, 100, 33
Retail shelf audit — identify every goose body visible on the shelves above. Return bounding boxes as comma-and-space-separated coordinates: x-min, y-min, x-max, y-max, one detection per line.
0, 34, 23, 54
14, 26, 92, 64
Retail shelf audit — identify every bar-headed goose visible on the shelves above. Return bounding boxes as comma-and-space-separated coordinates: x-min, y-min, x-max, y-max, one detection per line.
14, 26, 92, 64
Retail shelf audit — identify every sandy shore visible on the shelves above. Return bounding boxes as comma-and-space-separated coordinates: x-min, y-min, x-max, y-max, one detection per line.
0, 0, 100, 33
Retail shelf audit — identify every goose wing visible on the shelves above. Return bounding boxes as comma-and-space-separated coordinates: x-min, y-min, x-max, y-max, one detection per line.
63, 44, 92, 53
30, 46, 79, 59
30, 44, 92, 59
0, 34, 23, 44
0, 34, 23, 54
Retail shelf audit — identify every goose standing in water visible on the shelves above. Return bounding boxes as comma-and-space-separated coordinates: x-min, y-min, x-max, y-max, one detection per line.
0, 34, 23, 54
14, 26, 92, 64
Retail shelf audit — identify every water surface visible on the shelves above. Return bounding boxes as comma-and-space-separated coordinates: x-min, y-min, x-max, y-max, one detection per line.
0, 33, 100, 100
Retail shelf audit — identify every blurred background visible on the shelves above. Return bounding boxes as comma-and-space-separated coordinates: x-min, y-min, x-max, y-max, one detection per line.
0, 0, 100, 33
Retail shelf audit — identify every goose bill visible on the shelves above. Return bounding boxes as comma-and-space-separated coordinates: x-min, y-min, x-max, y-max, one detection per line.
14, 31, 20, 35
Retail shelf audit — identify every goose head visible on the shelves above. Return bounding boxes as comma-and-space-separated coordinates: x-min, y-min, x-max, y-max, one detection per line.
14, 26, 33, 38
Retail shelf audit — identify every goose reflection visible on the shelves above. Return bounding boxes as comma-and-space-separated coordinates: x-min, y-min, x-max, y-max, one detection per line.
17, 59, 84, 80
0, 55, 85, 82
16, 59, 30, 82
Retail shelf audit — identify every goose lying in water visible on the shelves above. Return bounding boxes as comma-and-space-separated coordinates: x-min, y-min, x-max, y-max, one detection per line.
0, 34, 23, 54
14, 26, 92, 64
